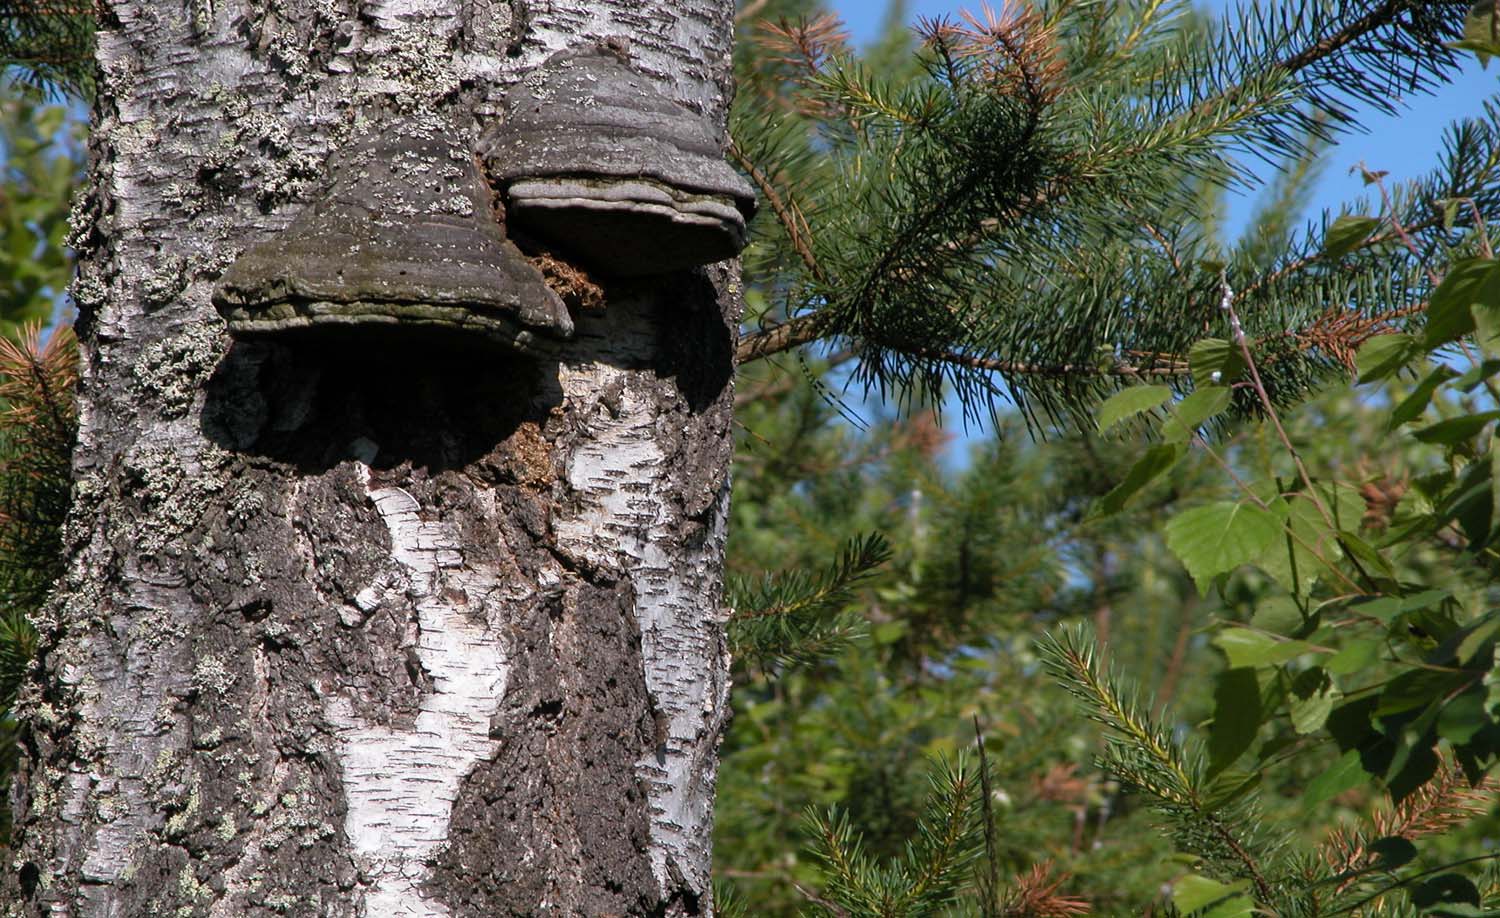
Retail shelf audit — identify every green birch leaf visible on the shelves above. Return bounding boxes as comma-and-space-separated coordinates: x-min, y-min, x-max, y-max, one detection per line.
1338, 530, 1397, 580
1475, 297, 1500, 355
1412, 411, 1500, 445
1457, 614, 1500, 664
1093, 444, 1186, 517
1305, 749, 1366, 806
1327, 639, 1381, 674
1348, 589, 1452, 623
1165, 501, 1285, 593
1189, 338, 1246, 388
1438, 689, 1489, 745
1208, 667, 1262, 776
1160, 387, 1232, 443
1369, 836, 1418, 870
1255, 489, 1351, 595
1377, 669, 1461, 717
1451, 37, 1500, 67
1440, 197, 1462, 231
1454, 357, 1500, 392
1460, 0, 1500, 67
1435, 459, 1495, 547
1356, 333, 1418, 382
1249, 596, 1304, 636
1389, 365, 1456, 428
1174, 876, 1253, 917
1488, 432, 1500, 552
1215, 627, 1317, 667
1289, 667, 1337, 735
1412, 874, 1482, 908
1426, 258, 1500, 348
1097, 384, 1173, 432
1321, 214, 1381, 260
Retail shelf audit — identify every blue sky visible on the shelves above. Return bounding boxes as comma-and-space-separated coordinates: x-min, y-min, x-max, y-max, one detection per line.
828, 0, 1499, 231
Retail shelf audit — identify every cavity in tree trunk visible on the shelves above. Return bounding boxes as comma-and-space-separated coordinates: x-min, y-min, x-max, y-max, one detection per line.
7, 1, 738, 915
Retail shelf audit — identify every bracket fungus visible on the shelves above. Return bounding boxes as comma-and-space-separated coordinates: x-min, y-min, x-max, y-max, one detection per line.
213, 120, 573, 354
483, 49, 757, 276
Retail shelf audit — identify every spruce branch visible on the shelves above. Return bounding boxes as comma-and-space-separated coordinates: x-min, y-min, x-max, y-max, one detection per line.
0, 324, 76, 706
998, 862, 1090, 918
1319, 757, 1500, 895
1038, 627, 1276, 903
973, 716, 1002, 917
804, 756, 983, 917
728, 1, 1491, 426
731, 139, 826, 284
0, 0, 93, 96
727, 532, 890, 670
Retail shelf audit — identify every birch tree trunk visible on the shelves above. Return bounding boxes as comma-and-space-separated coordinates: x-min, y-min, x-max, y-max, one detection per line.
6, 1, 738, 915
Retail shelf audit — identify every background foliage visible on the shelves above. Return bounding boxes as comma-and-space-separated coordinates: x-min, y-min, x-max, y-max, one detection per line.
719, 0, 1500, 915
0, 75, 81, 840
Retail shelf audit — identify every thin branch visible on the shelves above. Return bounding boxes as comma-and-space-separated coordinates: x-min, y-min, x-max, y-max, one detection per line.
1225, 280, 1336, 521
734, 0, 769, 25
1241, 216, 1444, 299
904, 344, 1191, 379
1141, 221, 1184, 274
737, 313, 833, 364
1153, 610, 1195, 715
1274, 0, 1421, 78
733, 348, 855, 409
729, 140, 826, 283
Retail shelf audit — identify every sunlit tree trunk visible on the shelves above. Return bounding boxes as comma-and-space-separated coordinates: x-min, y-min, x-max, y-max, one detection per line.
8, 1, 737, 914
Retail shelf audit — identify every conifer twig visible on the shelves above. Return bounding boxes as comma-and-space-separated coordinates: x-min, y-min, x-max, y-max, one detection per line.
729, 140, 825, 283
974, 715, 1002, 917
1041, 630, 1275, 902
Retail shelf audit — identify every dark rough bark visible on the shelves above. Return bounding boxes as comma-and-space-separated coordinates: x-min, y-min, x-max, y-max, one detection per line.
6, 1, 738, 915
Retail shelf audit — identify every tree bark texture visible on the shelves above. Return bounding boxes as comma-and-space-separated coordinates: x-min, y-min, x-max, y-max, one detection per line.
7, 1, 738, 915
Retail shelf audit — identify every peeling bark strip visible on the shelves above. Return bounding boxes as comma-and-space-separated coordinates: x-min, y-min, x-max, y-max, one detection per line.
8, 1, 739, 916
328, 478, 506, 917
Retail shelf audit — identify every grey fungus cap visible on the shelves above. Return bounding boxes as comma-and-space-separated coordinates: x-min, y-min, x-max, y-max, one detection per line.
483, 49, 757, 276
213, 118, 573, 354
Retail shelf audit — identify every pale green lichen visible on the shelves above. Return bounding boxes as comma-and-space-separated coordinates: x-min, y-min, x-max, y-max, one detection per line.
261, 893, 302, 913
94, 789, 126, 822
133, 323, 226, 418
138, 257, 190, 309
213, 85, 322, 203
32, 766, 62, 814
120, 442, 230, 553
112, 117, 162, 159
363, 25, 460, 112
176, 862, 212, 903
257, 773, 335, 852
192, 654, 236, 697
242, 552, 264, 586
146, 748, 178, 790
228, 485, 266, 522
69, 271, 108, 314
130, 602, 188, 653
164, 783, 201, 838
